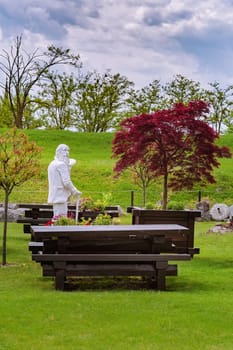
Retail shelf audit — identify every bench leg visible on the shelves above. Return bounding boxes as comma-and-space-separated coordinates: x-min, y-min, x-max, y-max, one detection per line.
54, 262, 66, 290
156, 269, 166, 291
155, 261, 168, 291
55, 270, 65, 290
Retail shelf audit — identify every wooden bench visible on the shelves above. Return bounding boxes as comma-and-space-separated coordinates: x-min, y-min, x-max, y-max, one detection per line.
30, 224, 193, 291
33, 253, 191, 291
17, 203, 119, 233
132, 209, 201, 256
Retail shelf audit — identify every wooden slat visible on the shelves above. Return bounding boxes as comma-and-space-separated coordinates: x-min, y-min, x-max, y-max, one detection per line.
42, 263, 178, 277
32, 253, 191, 262
18, 218, 50, 224
31, 224, 189, 241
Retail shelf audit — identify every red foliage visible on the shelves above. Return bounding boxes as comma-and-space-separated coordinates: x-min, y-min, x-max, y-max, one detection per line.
112, 101, 231, 205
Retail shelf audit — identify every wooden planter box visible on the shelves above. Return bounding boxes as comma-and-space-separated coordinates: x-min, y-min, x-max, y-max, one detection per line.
17, 204, 119, 233
78, 208, 119, 220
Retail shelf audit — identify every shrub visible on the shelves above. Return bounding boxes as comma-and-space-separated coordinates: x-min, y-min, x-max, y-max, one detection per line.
79, 197, 95, 211
167, 201, 185, 210
53, 215, 76, 225
93, 213, 112, 225
79, 218, 92, 225
79, 193, 112, 211
145, 202, 155, 209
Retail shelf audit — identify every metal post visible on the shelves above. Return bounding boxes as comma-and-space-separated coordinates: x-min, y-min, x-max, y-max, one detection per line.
131, 190, 134, 207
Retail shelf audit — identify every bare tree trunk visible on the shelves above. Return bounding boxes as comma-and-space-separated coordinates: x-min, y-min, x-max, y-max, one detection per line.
142, 185, 146, 207
2, 190, 9, 265
162, 174, 168, 209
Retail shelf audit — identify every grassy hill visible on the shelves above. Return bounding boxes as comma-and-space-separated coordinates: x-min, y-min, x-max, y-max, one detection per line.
1, 129, 233, 209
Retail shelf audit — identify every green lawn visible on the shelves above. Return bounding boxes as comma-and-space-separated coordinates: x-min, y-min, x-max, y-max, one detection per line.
0, 221, 232, 350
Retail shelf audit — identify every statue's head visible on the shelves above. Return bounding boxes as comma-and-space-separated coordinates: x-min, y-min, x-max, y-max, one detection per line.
55, 144, 70, 164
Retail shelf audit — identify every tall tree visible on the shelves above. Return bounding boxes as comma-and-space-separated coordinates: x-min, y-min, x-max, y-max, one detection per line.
36, 71, 76, 129
130, 161, 156, 207
163, 74, 203, 107
0, 128, 43, 265
0, 95, 13, 127
125, 80, 162, 116
203, 82, 233, 134
112, 101, 231, 209
73, 70, 133, 132
0, 35, 81, 128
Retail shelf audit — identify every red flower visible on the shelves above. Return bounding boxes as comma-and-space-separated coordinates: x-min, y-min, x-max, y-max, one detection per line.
45, 220, 53, 226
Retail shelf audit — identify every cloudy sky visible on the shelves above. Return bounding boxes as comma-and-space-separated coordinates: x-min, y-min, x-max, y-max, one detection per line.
0, 0, 233, 89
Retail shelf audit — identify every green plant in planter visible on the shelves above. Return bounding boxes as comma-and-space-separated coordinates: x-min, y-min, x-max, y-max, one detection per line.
111, 217, 121, 225
167, 201, 184, 210
79, 218, 92, 225
145, 202, 155, 209
93, 192, 112, 211
79, 193, 113, 212
93, 199, 106, 211
53, 215, 76, 225
93, 213, 112, 225
79, 197, 95, 211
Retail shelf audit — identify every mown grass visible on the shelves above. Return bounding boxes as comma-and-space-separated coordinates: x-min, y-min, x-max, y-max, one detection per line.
0, 221, 232, 350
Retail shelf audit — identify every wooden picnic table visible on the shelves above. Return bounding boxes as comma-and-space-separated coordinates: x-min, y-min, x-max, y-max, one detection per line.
29, 224, 196, 291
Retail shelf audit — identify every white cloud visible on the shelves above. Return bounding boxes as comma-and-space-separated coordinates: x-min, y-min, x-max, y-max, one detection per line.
0, 0, 233, 88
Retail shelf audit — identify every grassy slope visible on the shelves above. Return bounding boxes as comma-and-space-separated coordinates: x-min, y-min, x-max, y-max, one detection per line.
1, 129, 233, 208
1, 129, 149, 208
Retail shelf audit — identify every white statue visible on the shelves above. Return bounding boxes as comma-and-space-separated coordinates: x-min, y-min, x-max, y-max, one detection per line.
48, 144, 81, 217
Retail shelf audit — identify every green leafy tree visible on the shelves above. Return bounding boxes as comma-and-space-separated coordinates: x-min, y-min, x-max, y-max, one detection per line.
125, 80, 163, 116
0, 95, 13, 127
124, 75, 203, 125
74, 70, 133, 132
0, 92, 40, 128
0, 35, 81, 128
36, 71, 77, 129
163, 74, 203, 107
22, 99, 44, 129
130, 162, 156, 207
0, 128, 43, 265
203, 82, 233, 134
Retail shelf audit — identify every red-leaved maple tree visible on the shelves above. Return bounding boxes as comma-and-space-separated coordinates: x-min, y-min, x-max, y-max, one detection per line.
112, 100, 232, 209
